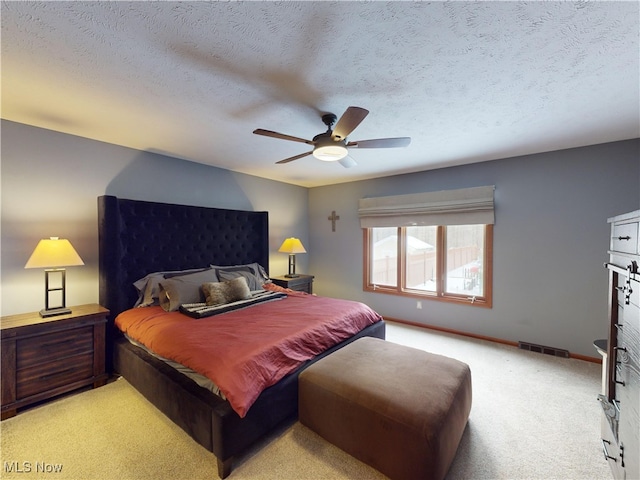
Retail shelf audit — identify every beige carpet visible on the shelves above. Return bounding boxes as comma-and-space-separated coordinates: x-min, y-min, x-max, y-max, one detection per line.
1, 322, 611, 480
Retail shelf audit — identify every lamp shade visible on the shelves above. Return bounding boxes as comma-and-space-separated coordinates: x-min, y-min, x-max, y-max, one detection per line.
278, 238, 307, 254
25, 237, 85, 269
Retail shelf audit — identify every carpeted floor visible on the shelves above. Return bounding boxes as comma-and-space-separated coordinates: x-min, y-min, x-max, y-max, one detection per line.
0, 322, 611, 480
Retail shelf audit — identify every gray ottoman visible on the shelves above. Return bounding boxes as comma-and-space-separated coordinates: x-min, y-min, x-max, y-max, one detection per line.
299, 337, 471, 480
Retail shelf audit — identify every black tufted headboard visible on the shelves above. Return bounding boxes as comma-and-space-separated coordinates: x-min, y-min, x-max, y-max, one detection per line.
98, 195, 269, 322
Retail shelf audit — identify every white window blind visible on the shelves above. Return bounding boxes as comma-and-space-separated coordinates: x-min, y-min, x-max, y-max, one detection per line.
358, 185, 495, 228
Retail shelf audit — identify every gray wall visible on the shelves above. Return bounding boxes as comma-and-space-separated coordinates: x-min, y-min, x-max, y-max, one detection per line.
1, 120, 309, 315
308, 140, 640, 357
3, 118, 638, 358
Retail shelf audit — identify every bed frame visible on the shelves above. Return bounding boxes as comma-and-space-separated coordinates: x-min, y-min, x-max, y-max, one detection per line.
97, 195, 385, 478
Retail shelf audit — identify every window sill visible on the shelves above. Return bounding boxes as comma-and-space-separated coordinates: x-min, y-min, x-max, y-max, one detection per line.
364, 286, 492, 308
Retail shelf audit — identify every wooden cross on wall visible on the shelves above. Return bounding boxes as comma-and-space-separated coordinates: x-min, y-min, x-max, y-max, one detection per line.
328, 211, 340, 232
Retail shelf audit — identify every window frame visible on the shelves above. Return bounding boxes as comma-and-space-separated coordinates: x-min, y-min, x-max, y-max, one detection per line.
363, 224, 493, 308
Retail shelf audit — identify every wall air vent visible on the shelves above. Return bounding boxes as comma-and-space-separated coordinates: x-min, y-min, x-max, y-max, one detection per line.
518, 341, 570, 358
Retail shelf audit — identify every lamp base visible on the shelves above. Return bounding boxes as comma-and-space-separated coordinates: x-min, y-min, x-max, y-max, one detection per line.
39, 307, 72, 318
284, 274, 300, 278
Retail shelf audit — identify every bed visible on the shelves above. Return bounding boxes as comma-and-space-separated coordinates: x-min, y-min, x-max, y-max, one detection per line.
97, 195, 385, 478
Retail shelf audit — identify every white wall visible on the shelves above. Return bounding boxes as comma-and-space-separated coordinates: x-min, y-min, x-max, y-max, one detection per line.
1, 120, 309, 315
308, 140, 640, 357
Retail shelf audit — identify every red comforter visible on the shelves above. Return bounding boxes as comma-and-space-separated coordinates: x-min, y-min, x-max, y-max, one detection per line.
115, 294, 382, 417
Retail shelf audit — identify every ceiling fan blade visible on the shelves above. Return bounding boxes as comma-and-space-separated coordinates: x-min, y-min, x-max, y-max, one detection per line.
253, 129, 313, 145
276, 151, 313, 164
338, 156, 357, 168
347, 137, 411, 148
332, 106, 369, 141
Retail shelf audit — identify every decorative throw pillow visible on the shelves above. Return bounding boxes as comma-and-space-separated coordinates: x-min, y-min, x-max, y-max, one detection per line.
202, 277, 251, 306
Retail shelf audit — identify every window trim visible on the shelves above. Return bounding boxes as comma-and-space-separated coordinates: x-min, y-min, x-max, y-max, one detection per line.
363, 224, 493, 308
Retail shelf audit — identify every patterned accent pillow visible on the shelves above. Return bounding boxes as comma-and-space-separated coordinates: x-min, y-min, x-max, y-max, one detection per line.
202, 277, 251, 306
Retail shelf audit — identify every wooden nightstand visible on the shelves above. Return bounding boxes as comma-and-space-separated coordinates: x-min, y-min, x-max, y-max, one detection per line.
270, 274, 314, 294
1, 303, 109, 420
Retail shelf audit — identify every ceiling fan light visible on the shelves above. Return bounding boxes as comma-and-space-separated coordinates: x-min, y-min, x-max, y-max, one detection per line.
312, 135, 348, 161
313, 144, 348, 161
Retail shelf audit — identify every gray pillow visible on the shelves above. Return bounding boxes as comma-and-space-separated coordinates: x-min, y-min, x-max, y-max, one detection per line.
214, 263, 269, 290
202, 277, 251, 306
157, 269, 219, 311
133, 267, 211, 307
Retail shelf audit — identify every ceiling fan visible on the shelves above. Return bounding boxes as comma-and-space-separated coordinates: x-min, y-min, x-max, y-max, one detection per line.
253, 106, 411, 168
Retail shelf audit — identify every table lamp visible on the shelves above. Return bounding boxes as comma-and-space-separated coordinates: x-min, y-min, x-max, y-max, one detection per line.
278, 237, 306, 278
25, 237, 85, 317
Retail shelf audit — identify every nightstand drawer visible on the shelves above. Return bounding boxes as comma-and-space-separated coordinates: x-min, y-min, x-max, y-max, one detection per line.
17, 353, 93, 398
17, 326, 93, 369
271, 275, 314, 294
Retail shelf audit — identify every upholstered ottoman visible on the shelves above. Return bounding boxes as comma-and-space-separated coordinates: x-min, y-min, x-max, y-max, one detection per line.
299, 337, 471, 480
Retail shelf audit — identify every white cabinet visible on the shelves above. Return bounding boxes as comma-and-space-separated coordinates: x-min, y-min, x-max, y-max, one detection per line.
601, 210, 639, 480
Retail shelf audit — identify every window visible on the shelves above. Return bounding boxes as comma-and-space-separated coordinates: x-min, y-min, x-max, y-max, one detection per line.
364, 224, 492, 306
360, 186, 494, 307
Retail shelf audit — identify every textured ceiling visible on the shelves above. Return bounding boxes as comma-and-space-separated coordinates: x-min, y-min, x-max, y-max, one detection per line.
2, 1, 638, 188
